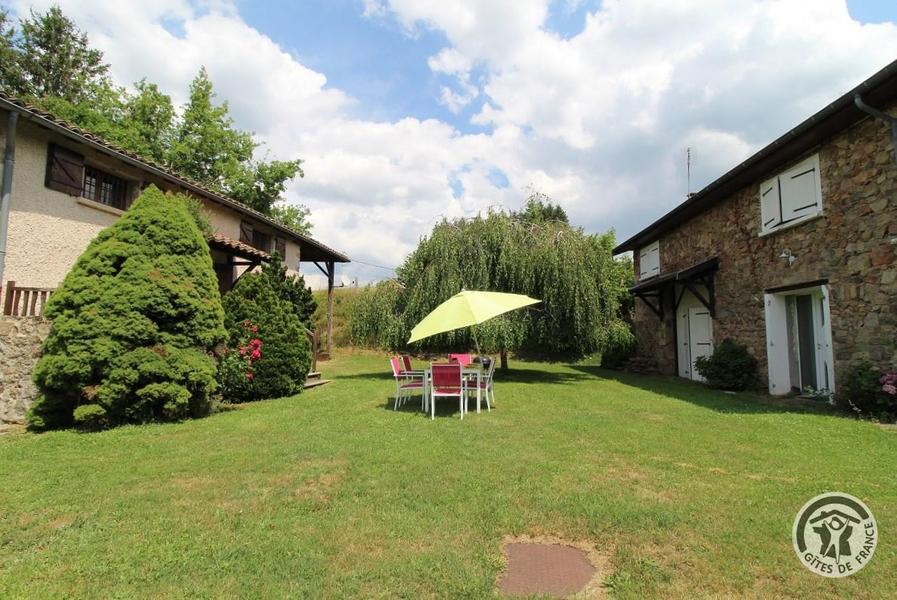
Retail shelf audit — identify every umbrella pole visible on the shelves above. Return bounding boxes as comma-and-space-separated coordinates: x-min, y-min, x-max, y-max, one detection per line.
471, 326, 482, 357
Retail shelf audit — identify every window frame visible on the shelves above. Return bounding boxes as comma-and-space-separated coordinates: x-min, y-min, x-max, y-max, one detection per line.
82, 165, 130, 211
759, 154, 823, 236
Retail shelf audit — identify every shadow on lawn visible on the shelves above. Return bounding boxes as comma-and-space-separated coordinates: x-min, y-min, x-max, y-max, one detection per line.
338, 368, 591, 386
567, 365, 843, 417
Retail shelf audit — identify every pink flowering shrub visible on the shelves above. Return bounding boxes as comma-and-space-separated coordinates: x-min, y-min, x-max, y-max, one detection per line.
218, 320, 265, 402
880, 372, 897, 396
836, 363, 897, 422
219, 272, 311, 402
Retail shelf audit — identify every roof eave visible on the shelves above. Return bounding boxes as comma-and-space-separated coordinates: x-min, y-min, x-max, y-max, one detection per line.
613, 57, 897, 254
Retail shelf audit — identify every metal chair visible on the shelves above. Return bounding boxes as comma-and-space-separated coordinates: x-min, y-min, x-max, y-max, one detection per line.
430, 362, 466, 420
390, 356, 424, 410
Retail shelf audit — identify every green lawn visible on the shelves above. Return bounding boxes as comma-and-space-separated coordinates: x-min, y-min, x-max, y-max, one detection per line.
1, 351, 895, 598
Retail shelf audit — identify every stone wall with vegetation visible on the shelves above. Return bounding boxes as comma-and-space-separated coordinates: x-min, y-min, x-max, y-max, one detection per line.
633, 110, 897, 382
0, 316, 49, 423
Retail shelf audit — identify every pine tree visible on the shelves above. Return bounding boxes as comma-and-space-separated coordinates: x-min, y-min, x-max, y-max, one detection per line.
30, 186, 227, 430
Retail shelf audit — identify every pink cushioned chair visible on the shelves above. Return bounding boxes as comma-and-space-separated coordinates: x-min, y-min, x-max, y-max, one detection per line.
390, 356, 424, 410
429, 362, 465, 420
448, 353, 473, 367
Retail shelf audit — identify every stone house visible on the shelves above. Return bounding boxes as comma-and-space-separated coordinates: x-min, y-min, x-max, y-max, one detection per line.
0, 92, 348, 423
613, 59, 897, 395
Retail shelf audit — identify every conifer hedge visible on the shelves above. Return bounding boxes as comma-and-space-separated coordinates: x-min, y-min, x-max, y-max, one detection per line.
29, 186, 226, 430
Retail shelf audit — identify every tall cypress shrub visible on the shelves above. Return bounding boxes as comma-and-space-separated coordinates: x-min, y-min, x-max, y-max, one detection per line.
29, 186, 226, 430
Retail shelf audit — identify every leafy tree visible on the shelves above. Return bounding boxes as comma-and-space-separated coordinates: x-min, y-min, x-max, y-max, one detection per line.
29, 186, 227, 430
349, 206, 633, 368
120, 79, 175, 163
0, 9, 18, 89
0, 7, 307, 226
169, 67, 254, 187
229, 159, 306, 216
1, 6, 109, 102
270, 201, 313, 235
514, 190, 569, 224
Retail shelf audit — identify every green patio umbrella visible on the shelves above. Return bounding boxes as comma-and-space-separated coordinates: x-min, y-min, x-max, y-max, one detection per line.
407, 290, 540, 354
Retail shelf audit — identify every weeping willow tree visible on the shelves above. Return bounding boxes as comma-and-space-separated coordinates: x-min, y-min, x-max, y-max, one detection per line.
350, 204, 634, 367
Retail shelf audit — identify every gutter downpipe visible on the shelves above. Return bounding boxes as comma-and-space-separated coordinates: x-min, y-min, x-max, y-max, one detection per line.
0, 110, 18, 292
854, 94, 897, 165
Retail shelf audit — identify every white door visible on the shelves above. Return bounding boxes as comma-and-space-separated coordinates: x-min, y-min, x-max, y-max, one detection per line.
813, 287, 835, 393
687, 307, 713, 382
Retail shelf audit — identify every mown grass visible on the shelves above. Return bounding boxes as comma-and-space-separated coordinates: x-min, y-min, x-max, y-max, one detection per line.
1, 350, 895, 598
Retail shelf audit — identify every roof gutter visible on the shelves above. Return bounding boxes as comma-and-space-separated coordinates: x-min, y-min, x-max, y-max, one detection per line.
0, 110, 18, 289
854, 93, 897, 164
0, 96, 349, 263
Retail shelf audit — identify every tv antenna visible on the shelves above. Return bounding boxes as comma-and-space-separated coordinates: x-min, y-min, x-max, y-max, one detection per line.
686, 146, 693, 196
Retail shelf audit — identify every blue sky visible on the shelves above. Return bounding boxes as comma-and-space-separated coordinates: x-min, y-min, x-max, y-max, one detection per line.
10, 0, 897, 285
240, 0, 895, 135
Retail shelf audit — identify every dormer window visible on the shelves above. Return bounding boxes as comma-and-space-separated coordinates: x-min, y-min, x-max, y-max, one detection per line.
760, 154, 822, 235
638, 240, 660, 280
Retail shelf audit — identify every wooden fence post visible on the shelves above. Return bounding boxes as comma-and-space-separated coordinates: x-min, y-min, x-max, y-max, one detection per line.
3, 280, 15, 316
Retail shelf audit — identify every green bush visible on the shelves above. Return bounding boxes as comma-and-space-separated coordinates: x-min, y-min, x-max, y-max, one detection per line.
836, 363, 897, 421
29, 186, 226, 430
262, 253, 316, 328
348, 280, 407, 350
220, 272, 311, 402
693, 339, 758, 391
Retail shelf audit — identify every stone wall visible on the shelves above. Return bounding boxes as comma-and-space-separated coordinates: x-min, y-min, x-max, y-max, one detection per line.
0, 316, 49, 424
632, 111, 897, 384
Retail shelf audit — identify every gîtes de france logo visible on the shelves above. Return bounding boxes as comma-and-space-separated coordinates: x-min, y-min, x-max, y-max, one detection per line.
792, 492, 877, 577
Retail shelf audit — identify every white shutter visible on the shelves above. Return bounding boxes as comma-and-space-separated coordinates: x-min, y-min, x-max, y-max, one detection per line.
759, 175, 781, 233
764, 294, 791, 395
638, 241, 660, 280
779, 155, 820, 223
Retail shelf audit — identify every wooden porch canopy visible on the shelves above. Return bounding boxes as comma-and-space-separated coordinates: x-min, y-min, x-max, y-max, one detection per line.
629, 257, 719, 322
208, 231, 350, 355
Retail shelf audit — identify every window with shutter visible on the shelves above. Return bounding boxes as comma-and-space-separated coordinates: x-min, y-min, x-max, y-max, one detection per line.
759, 175, 781, 232
779, 156, 820, 224
759, 154, 822, 235
638, 241, 660, 280
275, 237, 286, 259
239, 221, 254, 244
45, 144, 85, 196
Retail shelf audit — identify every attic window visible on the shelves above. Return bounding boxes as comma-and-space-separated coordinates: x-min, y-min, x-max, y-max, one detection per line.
760, 154, 822, 235
82, 166, 129, 210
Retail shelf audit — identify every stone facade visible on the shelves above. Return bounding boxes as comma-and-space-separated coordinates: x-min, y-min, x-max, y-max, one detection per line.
632, 112, 897, 387
0, 316, 50, 424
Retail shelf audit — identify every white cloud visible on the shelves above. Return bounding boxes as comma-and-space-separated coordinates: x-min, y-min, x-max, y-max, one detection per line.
8, 0, 897, 284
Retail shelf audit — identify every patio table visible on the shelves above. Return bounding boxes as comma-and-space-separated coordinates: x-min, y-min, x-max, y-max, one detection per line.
422, 364, 484, 415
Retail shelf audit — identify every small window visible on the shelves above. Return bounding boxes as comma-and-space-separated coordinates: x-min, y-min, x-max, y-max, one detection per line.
83, 166, 129, 210
638, 241, 660, 280
760, 154, 822, 235
252, 229, 272, 253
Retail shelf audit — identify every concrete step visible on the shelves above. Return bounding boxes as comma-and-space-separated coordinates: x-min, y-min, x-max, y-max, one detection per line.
304, 378, 332, 389
307, 371, 322, 381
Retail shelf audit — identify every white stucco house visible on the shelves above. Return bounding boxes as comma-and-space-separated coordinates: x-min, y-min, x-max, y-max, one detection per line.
0, 92, 348, 329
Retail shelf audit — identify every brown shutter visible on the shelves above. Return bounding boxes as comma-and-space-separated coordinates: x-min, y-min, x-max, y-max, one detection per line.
239, 220, 253, 244
45, 144, 85, 196
275, 237, 286, 258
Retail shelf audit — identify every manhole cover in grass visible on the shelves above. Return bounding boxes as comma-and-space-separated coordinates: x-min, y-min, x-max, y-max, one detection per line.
498, 536, 606, 598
